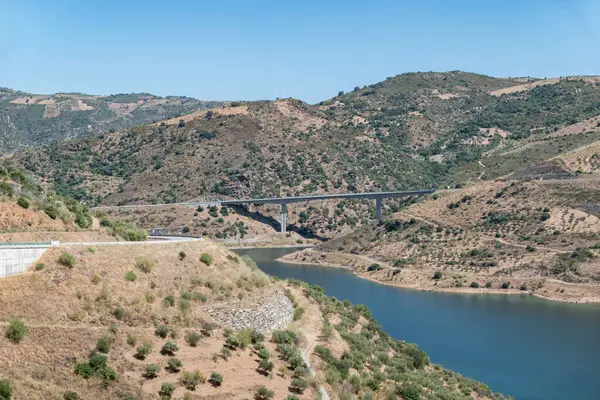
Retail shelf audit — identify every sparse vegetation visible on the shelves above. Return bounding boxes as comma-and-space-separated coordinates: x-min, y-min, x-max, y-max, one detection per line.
58, 253, 76, 267
200, 253, 213, 266
5, 318, 27, 344
125, 270, 137, 281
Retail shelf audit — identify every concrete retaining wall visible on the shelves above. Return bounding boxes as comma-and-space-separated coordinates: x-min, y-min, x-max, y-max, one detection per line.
0, 242, 57, 278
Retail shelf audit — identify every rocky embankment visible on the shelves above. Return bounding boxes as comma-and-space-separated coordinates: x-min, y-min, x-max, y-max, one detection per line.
205, 289, 294, 332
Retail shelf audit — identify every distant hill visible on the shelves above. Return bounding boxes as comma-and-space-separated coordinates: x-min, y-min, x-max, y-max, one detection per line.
8, 71, 600, 238
0, 88, 224, 154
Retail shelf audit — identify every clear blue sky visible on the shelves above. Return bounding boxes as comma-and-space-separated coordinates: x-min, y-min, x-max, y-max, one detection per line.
1, 0, 599, 103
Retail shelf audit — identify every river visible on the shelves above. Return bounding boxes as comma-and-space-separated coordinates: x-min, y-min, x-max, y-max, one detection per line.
235, 247, 600, 400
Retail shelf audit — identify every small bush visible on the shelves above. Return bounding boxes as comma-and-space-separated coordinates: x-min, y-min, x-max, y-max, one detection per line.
258, 359, 274, 375
125, 271, 137, 282
186, 331, 202, 347
58, 253, 76, 267
0, 380, 11, 400
209, 371, 223, 387
271, 330, 296, 344
469, 282, 479, 288
433, 271, 442, 280
155, 325, 170, 339
485, 281, 493, 288
5, 318, 27, 344
136, 343, 152, 359
289, 378, 308, 394
293, 307, 305, 321
367, 263, 380, 272
161, 341, 179, 356
144, 364, 161, 379
163, 295, 175, 307
201, 322, 214, 336
255, 386, 274, 400
96, 337, 111, 353
167, 357, 182, 373
135, 258, 154, 273
34, 262, 45, 271
112, 308, 123, 320
63, 391, 79, 400
159, 382, 175, 399
91, 274, 101, 284
88, 352, 108, 371
200, 253, 213, 266
526, 245, 536, 252
520, 284, 528, 291
127, 334, 137, 347
501, 282, 510, 289
258, 347, 270, 360
180, 370, 206, 390
17, 197, 29, 209
74, 363, 93, 378
179, 251, 186, 260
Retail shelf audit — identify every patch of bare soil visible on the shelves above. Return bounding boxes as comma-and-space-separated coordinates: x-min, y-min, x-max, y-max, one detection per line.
275, 99, 328, 131
489, 78, 560, 96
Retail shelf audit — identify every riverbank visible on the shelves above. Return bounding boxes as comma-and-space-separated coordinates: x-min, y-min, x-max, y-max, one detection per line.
278, 248, 600, 304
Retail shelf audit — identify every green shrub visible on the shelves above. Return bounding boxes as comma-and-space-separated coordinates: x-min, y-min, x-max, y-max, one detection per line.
0, 380, 12, 400
112, 307, 123, 320
167, 357, 182, 373
200, 253, 213, 266
255, 386, 274, 400
180, 370, 206, 390
136, 343, 152, 359
271, 330, 297, 344
258, 347, 270, 360
74, 363, 93, 378
17, 197, 29, 209
367, 263, 380, 272
161, 341, 179, 356
58, 253, 76, 267
485, 281, 493, 288
178, 251, 187, 260
135, 258, 154, 273
289, 378, 308, 394
201, 322, 214, 336
91, 274, 101, 284
470, 282, 479, 288
293, 307, 305, 321
501, 282, 510, 289
209, 372, 223, 387
34, 262, 45, 271
396, 383, 421, 400
127, 334, 137, 347
143, 364, 161, 379
88, 352, 108, 371
159, 382, 175, 399
125, 271, 137, 282
186, 331, 202, 347
63, 391, 79, 400
163, 295, 175, 307
155, 325, 170, 339
433, 271, 442, 280
258, 359, 274, 375
5, 318, 27, 344
96, 337, 111, 353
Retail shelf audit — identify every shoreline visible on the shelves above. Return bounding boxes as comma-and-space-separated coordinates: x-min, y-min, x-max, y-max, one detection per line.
275, 250, 600, 305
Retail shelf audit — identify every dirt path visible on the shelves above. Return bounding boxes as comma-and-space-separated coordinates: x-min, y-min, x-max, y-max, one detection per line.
301, 339, 330, 400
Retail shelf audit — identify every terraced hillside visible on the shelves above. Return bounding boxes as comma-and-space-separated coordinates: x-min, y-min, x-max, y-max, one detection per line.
0, 88, 223, 154
284, 179, 600, 302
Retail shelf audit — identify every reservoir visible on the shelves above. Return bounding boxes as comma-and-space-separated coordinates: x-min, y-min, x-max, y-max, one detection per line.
236, 247, 600, 400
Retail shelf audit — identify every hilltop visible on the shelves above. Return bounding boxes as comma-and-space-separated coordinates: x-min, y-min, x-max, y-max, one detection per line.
0, 88, 223, 154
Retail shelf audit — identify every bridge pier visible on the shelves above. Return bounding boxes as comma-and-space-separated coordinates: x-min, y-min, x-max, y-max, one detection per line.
375, 198, 382, 221
281, 203, 287, 233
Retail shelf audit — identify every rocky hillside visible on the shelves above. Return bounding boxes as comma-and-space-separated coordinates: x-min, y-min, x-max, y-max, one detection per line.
0, 88, 223, 154
8, 71, 600, 239
286, 179, 600, 302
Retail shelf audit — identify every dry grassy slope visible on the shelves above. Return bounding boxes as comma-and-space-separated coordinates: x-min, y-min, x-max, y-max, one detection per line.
0, 239, 305, 399
306, 180, 600, 301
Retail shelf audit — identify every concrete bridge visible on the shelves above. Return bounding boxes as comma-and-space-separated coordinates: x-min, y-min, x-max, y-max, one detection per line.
200, 190, 434, 233
93, 189, 434, 233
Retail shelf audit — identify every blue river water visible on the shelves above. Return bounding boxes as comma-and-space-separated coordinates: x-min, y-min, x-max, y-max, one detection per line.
235, 247, 600, 400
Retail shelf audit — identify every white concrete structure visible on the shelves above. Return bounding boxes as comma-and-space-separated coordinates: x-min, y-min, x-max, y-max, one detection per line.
0, 242, 57, 278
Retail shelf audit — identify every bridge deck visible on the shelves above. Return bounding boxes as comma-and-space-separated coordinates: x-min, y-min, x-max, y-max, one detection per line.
215, 189, 434, 205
